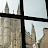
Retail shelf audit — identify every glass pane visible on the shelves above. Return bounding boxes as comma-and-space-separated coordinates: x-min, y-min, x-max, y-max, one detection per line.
23, 0, 47, 18
24, 20, 48, 48
0, 17, 21, 48
0, 0, 20, 15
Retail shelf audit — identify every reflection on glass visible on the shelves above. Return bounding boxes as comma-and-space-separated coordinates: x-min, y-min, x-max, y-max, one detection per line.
23, 0, 47, 18
24, 20, 48, 48
0, 17, 21, 48
0, 0, 19, 14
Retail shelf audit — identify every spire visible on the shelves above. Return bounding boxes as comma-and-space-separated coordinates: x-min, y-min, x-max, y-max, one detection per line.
5, 2, 9, 9
13, 10, 14, 14
4, 2, 9, 13
31, 24, 36, 45
31, 24, 35, 35
17, 3, 20, 15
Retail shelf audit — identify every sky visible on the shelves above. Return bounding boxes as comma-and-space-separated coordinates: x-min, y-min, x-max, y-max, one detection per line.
24, 20, 48, 41
0, 0, 19, 14
0, 0, 48, 41
23, 0, 47, 18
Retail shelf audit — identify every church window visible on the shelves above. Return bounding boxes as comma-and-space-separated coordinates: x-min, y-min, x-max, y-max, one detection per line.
0, 0, 47, 48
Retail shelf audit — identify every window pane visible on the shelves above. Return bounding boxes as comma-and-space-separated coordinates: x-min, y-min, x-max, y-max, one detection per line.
23, 0, 47, 18
24, 20, 48, 48
0, 0, 19, 14
0, 17, 21, 48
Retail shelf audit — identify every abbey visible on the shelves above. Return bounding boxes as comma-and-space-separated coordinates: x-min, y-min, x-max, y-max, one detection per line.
0, 2, 48, 48
0, 2, 36, 48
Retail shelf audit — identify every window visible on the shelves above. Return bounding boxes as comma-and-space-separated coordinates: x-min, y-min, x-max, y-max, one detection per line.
0, 0, 48, 48
23, 0, 47, 18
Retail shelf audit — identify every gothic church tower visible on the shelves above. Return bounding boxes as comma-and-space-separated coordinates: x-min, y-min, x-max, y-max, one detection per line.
4, 2, 9, 13
17, 4, 21, 15
3, 2, 11, 48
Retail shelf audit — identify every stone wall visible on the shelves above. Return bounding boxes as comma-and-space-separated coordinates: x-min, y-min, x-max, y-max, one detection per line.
40, 28, 48, 48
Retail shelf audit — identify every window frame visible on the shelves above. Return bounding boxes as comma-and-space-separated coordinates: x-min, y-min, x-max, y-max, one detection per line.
0, 0, 48, 48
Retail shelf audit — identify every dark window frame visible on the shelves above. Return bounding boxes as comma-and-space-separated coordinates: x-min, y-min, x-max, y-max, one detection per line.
0, 0, 48, 48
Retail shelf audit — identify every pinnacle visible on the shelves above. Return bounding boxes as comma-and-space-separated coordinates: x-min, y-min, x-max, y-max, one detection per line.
5, 1, 9, 9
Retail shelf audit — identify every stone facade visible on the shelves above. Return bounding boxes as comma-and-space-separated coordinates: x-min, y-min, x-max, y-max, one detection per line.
0, 2, 48, 48
39, 28, 48, 48
0, 2, 36, 48
33, 28, 48, 48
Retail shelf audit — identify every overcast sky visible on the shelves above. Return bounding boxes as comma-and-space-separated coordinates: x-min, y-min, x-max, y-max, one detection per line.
0, 0, 19, 14
0, 0, 48, 41
24, 20, 48, 41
